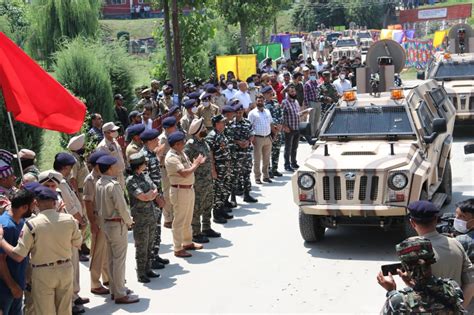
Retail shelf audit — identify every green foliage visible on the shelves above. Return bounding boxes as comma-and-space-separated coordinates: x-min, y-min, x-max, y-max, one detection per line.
28, 0, 101, 66
0, 0, 29, 46
344, 0, 389, 29
292, 0, 345, 31
53, 38, 114, 121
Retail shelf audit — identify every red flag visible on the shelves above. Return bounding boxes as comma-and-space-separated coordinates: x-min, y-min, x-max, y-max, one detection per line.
0, 32, 86, 134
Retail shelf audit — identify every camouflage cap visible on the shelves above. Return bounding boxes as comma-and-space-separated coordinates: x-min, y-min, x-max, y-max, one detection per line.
396, 236, 436, 266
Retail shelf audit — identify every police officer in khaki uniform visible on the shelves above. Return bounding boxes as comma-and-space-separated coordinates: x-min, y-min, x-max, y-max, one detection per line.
97, 122, 126, 189
165, 131, 206, 258
196, 92, 220, 131
83, 151, 110, 295
0, 186, 82, 315
95, 155, 139, 304
14, 149, 40, 183
125, 124, 146, 164
158, 117, 178, 228
180, 99, 197, 137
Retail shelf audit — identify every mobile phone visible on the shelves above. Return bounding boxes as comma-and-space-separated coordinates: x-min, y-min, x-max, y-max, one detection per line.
381, 263, 403, 276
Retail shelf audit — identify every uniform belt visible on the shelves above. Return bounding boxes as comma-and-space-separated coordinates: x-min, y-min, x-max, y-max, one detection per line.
32, 259, 71, 268
255, 134, 271, 138
171, 184, 193, 189
104, 217, 123, 222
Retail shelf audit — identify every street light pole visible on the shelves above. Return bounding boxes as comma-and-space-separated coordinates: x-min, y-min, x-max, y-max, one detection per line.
171, 0, 184, 103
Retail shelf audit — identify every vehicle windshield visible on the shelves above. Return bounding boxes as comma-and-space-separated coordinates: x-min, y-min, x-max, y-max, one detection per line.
357, 33, 371, 39
434, 61, 474, 80
335, 39, 357, 47
320, 106, 416, 138
327, 33, 341, 42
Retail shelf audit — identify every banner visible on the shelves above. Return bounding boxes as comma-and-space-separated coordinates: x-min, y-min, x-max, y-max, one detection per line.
270, 34, 291, 50
433, 30, 448, 48
253, 45, 267, 63
380, 29, 393, 40
216, 54, 257, 81
392, 30, 404, 43
403, 39, 434, 69
253, 43, 283, 63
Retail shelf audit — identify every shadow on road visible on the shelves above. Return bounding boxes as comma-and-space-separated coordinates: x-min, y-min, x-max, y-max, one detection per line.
202, 237, 232, 249
185, 250, 228, 265
304, 226, 400, 262
85, 297, 150, 314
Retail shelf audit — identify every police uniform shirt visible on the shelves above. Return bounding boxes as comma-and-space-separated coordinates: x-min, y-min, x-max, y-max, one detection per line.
196, 103, 220, 128
165, 149, 194, 186
97, 138, 126, 171
125, 140, 143, 164
180, 113, 195, 136
12, 209, 82, 265
158, 133, 171, 165
83, 169, 100, 210
59, 180, 82, 216
423, 231, 474, 286
95, 175, 133, 225
70, 152, 89, 192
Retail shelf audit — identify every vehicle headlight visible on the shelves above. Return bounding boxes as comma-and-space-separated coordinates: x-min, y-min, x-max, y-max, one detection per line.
388, 173, 408, 190
298, 173, 315, 190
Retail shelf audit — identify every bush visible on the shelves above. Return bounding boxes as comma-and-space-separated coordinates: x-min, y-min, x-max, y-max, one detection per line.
53, 37, 114, 121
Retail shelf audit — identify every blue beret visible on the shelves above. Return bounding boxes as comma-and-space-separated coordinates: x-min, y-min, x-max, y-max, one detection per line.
201, 92, 213, 100
168, 105, 181, 115
162, 116, 177, 129
408, 200, 439, 221
34, 186, 58, 200
187, 92, 201, 100
128, 110, 142, 121
183, 99, 197, 109
127, 124, 146, 137
261, 86, 273, 94
222, 105, 236, 114
88, 151, 109, 165
96, 155, 118, 166
23, 182, 41, 193
206, 86, 218, 94
167, 131, 186, 146
203, 83, 214, 91
234, 103, 244, 111
140, 129, 160, 141
212, 114, 225, 125
55, 152, 76, 166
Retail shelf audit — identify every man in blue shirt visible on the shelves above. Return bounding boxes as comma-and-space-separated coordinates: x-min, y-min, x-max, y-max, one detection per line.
0, 188, 36, 315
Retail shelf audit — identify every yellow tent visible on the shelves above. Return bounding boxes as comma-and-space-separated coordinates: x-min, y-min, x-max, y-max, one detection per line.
216, 54, 257, 81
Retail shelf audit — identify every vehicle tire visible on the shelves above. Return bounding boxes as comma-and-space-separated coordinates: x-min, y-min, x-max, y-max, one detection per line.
438, 160, 452, 205
299, 209, 325, 242
402, 189, 428, 238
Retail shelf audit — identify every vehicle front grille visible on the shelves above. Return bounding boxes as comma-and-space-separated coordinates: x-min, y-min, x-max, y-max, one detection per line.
322, 172, 380, 204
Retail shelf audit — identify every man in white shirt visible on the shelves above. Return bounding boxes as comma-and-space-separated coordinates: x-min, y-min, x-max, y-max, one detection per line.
248, 94, 273, 184
233, 81, 252, 111
222, 80, 236, 101
333, 69, 353, 95
315, 57, 326, 73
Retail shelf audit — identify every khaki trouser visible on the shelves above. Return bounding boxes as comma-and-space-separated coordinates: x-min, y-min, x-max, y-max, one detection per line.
253, 136, 272, 180
24, 265, 34, 315
72, 246, 80, 302
170, 187, 195, 251
162, 167, 174, 223
31, 262, 73, 315
117, 173, 126, 191
89, 217, 110, 288
103, 221, 128, 299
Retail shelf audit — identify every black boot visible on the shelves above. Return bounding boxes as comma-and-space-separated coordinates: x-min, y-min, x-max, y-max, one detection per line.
269, 170, 274, 178
213, 208, 227, 224
220, 207, 234, 220
234, 189, 244, 196
243, 191, 258, 203
225, 200, 236, 209
229, 193, 237, 208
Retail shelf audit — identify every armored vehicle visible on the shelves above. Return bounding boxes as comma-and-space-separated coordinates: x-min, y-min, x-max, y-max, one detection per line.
293, 41, 456, 242
417, 24, 474, 123
356, 31, 374, 53
332, 37, 361, 62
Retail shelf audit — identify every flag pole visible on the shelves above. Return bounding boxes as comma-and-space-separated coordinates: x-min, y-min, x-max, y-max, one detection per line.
7, 112, 24, 178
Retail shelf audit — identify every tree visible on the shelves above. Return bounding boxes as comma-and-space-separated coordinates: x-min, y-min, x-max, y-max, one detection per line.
216, 0, 290, 53
0, 0, 29, 47
28, 0, 101, 66
343, 0, 390, 29
292, 0, 346, 32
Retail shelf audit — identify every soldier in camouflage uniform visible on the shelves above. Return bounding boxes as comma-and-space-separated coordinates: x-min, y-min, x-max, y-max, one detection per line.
222, 105, 239, 209
378, 237, 466, 314
318, 71, 339, 118
15, 149, 40, 183
262, 86, 284, 178
126, 152, 161, 283
206, 114, 233, 223
231, 104, 258, 203
140, 129, 169, 269
184, 118, 222, 242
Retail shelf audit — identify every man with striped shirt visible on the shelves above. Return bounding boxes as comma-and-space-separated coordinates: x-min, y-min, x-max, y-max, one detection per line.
282, 84, 301, 172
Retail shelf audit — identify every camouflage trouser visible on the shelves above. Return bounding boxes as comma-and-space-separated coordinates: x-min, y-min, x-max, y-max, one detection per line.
131, 207, 157, 277
214, 160, 231, 210
236, 149, 252, 192
151, 208, 162, 261
192, 176, 214, 235
271, 133, 282, 171
229, 154, 238, 193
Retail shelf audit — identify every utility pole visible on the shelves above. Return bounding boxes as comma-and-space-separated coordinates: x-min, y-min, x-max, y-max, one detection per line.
162, 0, 176, 90
171, 0, 184, 102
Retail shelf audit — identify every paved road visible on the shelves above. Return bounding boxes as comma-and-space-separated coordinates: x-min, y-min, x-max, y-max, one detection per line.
79, 127, 474, 314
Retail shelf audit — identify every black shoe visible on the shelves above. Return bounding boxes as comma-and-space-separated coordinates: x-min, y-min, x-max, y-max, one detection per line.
269, 171, 274, 178
224, 200, 237, 209
156, 256, 170, 265
221, 211, 234, 219
284, 166, 294, 172
291, 163, 300, 169
146, 270, 160, 278
263, 178, 272, 183
243, 192, 258, 203
234, 189, 244, 196
229, 194, 237, 207
138, 276, 150, 283
192, 234, 210, 243
213, 216, 227, 224
273, 170, 283, 177
202, 229, 221, 238
255, 178, 262, 184
151, 260, 165, 270
72, 305, 85, 314
81, 243, 90, 255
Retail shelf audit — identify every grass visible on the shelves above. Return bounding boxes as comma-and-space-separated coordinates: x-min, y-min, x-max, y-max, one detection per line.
100, 18, 161, 39
130, 55, 155, 86
38, 130, 63, 171
400, 68, 418, 81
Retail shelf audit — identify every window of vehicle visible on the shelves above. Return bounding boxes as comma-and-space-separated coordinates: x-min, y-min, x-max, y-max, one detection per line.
417, 101, 434, 135
434, 61, 474, 80
327, 33, 341, 43
335, 39, 357, 48
290, 42, 303, 61
320, 106, 415, 138
357, 33, 371, 39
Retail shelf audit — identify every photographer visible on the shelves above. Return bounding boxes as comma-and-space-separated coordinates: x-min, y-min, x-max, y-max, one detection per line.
377, 237, 465, 314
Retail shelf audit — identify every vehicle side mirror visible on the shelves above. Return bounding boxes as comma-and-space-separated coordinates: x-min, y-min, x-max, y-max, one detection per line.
432, 118, 447, 133
465, 143, 474, 155
416, 71, 425, 80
